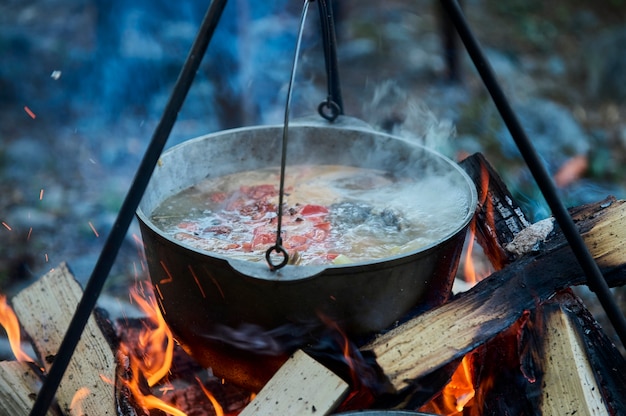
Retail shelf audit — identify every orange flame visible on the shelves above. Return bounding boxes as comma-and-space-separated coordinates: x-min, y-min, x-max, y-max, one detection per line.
463, 222, 480, 285
196, 377, 225, 416
0, 294, 35, 363
420, 355, 476, 415
318, 313, 377, 411
463, 159, 494, 285
117, 283, 184, 415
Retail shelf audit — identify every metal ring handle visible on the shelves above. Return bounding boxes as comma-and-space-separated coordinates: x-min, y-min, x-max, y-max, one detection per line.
318, 99, 341, 121
265, 244, 289, 270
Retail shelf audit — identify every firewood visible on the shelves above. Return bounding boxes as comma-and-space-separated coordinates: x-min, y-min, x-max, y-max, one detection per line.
238, 349, 349, 416
459, 152, 531, 268
538, 291, 626, 415
364, 197, 626, 393
539, 296, 609, 415
11, 263, 118, 416
0, 361, 61, 416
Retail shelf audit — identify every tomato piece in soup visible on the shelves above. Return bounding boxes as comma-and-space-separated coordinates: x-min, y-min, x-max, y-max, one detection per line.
300, 204, 329, 216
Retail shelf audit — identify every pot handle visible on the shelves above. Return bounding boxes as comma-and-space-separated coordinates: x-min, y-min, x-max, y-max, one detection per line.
227, 258, 327, 282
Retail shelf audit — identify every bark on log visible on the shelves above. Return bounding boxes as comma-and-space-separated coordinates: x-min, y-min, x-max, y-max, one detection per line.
459, 152, 531, 268
11, 263, 118, 415
364, 197, 626, 392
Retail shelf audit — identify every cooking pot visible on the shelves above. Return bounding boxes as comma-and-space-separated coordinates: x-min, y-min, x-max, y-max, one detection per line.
136, 117, 477, 387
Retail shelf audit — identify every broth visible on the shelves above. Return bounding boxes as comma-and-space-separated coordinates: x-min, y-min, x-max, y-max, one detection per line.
151, 164, 468, 265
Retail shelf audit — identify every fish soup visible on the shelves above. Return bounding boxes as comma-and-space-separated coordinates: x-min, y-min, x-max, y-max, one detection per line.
151, 164, 468, 266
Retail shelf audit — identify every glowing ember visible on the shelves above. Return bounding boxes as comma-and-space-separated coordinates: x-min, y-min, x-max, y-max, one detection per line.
0, 294, 36, 363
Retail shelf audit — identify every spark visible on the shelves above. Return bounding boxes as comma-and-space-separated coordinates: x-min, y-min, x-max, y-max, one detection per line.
50, 70, 62, 80
39, 188, 45, 200
44, 253, 49, 262
24, 106, 36, 119
133, 262, 139, 280
88, 221, 100, 237
159, 261, 174, 284
188, 265, 206, 298
1, 222, 11, 231
27, 227, 33, 241
132, 233, 145, 249
155, 284, 164, 301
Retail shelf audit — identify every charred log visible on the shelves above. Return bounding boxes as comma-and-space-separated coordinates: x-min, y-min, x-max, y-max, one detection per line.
364, 197, 626, 393
459, 152, 532, 268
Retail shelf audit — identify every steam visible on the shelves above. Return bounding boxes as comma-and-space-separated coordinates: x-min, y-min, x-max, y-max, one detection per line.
362, 80, 456, 156
201, 321, 326, 356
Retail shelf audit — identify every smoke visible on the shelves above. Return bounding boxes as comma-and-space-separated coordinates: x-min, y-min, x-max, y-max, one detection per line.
201, 320, 326, 356
362, 80, 456, 156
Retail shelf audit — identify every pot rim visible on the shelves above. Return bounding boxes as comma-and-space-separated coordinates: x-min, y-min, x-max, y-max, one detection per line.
136, 120, 478, 281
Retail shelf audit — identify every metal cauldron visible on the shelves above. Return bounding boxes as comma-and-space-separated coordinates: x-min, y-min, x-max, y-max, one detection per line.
136, 117, 477, 388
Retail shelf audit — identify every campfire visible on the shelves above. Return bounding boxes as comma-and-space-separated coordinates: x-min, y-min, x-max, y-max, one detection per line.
2, 1, 626, 415
1, 153, 626, 416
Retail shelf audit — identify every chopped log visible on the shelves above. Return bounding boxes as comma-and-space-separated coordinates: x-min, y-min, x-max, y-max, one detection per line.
239, 349, 349, 416
0, 361, 61, 416
11, 263, 118, 415
364, 197, 626, 392
539, 291, 626, 415
540, 295, 609, 415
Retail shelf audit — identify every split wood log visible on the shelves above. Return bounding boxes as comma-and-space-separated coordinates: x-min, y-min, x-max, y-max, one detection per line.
0, 361, 61, 416
540, 295, 609, 415
11, 263, 118, 416
539, 291, 626, 415
239, 349, 349, 416
364, 197, 626, 393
